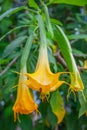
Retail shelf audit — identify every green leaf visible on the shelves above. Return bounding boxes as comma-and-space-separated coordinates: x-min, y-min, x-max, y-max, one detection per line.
51, 18, 63, 26
47, 106, 57, 130
21, 34, 34, 69
46, 106, 57, 129
65, 111, 79, 130
20, 115, 33, 130
48, 0, 87, 6
72, 48, 87, 59
54, 25, 75, 72
78, 72, 87, 117
0, 25, 29, 42
79, 92, 87, 117
0, 6, 27, 21
28, 0, 39, 9
50, 90, 65, 124
3, 36, 27, 58
68, 34, 87, 40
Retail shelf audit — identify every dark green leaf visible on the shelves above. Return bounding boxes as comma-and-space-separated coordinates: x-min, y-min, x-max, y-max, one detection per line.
46, 106, 57, 129
20, 115, 33, 130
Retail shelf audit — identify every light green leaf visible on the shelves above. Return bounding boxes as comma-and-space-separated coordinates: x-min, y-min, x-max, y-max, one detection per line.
21, 34, 34, 69
0, 6, 27, 21
50, 90, 65, 124
48, 0, 87, 6
68, 34, 87, 40
28, 0, 39, 9
3, 36, 27, 58
51, 18, 63, 26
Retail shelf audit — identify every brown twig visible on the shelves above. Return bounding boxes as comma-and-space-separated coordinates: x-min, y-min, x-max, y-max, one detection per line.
55, 51, 67, 68
78, 66, 87, 71
55, 51, 87, 72
0, 56, 19, 77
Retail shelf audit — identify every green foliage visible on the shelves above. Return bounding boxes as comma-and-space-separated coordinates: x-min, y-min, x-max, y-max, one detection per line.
48, 0, 87, 6
50, 90, 65, 124
78, 72, 87, 117
0, 6, 27, 21
3, 36, 27, 58
28, 0, 39, 9
0, 0, 87, 130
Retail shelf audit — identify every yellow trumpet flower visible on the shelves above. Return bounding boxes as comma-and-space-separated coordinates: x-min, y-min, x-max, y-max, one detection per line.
13, 66, 38, 121
70, 72, 84, 92
68, 72, 85, 101
24, 45, 67, 97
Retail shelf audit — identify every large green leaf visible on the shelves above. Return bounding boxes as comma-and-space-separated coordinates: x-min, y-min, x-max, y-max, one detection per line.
53, 25, 75, 72
50, 90, 65, 124
3, 36, 27, 58
48, 0, 87, 6
28, 0, 39, 9
0, 6, 27, 21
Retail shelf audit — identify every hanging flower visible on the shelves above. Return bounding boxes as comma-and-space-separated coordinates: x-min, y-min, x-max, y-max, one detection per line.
70, 72, 84, 92
13, 66, 38, 121
24, 45, 67, 98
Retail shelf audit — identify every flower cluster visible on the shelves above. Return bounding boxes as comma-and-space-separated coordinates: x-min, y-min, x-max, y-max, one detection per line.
13, 44, 84, 123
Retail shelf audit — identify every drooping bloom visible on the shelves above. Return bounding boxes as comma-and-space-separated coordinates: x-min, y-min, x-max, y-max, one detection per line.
24, 45, 67, 97
70, 72, 84, 92
13, 66, 38, 121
